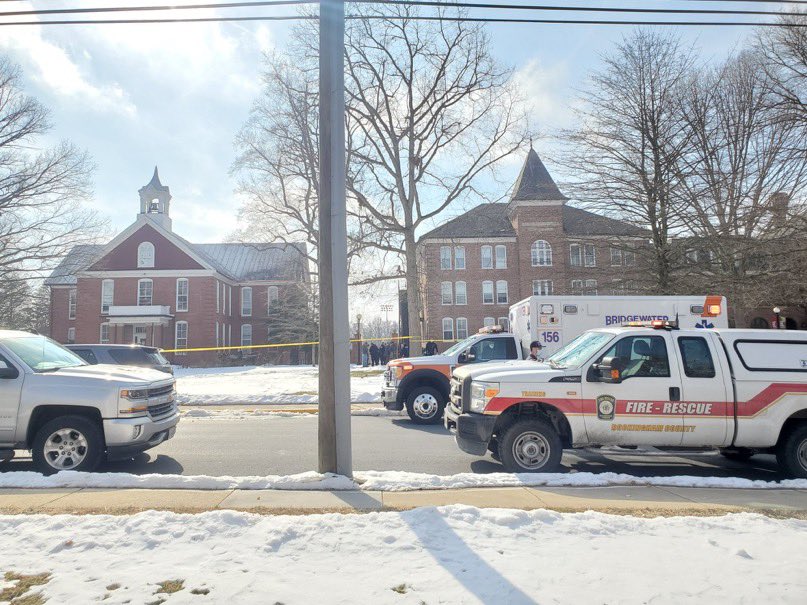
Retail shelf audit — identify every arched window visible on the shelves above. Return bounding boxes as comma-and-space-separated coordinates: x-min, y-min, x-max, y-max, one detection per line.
495, 245, 507, 269
496, 280, 509, 304
137, 242, 155, 268
482, 281, 494, 304
481, 245, 493, 269
750, 317, 769, 329
531, 240, 552, 266
483, 317, 495, 328
456, 318, 469, 340
442, 318, 454, 340
455, 282, 467, 305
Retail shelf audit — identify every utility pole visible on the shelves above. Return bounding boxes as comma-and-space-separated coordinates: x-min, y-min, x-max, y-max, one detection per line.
318, 0, 352, 476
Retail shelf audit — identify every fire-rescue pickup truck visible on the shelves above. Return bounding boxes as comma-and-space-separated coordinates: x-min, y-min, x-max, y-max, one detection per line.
445, 322, 807, 478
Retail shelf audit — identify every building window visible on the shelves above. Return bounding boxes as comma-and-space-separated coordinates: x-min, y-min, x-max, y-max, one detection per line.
570, 244, 582, 267
495, 245, 507, 269
531, 240, 552, 266
482, 281, 494, 304
67, 327, 75, 344
68, 288, 77, 319
241, 287, 252, 317
455, 282, 467, 305
624, 250, 636, 266
496, 280, 508, 305
215, 321, 219, 347
175, 321, 188, 354
584, 244, 596, 267
100, 323, 110, 344
442, 318, 454, 340
241, 324, 252, 348
533, 280, 553, 296
456, 317, 469, 340
498, 317, 509, 332
268, 286, 279, 307
216, 281, 220, 314
483, 317, 495, 328
454, 247, 465, 270
585, 279, 598, 295
481, 245, 493, 269
570, 279, 583, 295
137, 241, 155, 268
610, 247, 622, 266
101, 280, 114, 314
137, 279, 153, 306
228, 286, 232, 317
176, 278, 189, 312
440, 246, 452, 270
441, 281, 453, 305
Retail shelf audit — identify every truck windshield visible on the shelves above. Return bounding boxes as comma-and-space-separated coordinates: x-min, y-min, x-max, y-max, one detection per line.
4, 336, 87, 373
546, 331, 614, 369
442, 335, 481, 356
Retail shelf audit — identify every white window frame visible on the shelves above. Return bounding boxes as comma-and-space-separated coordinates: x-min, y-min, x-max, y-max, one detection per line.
531, 240, 553, 267
481, 245, 493, 269
570, 244, 582, 267
67, 327, 75, 344
216, 280, 220, 314
228, 286, 232, 317
442, 318, 454, 341
610, 247, 623, 266
137, 279, 153, 306
241, 287, 253, 317
137, 241, 155, 268
176, 278, 189, 312
100, 323, 110, 344
570, 279, 583, 295
584, 244, 597, 267
68, 288, 77, 320
441, 281, 453, 305
455, 281, 467, 306
101, 280, 114, 314
456, 317, 469, 340
454, 246, 466, 270
532, 279, 553, 296
241, 323, 253, 348
483, 317, 495, 328
440, 246, 452, 270
215, 321, 219, 347
624, 250, 636, 266
495, 245, 507, 269
498, 317, 509, 332
482, 280, 494, 304
268, 286, 279, 308
584, 279, 598, 295
496, 280, 509, 305
175, 321, 188, 354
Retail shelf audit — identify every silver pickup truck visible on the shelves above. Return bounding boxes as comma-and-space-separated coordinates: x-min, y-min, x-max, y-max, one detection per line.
0, 330, 179, 474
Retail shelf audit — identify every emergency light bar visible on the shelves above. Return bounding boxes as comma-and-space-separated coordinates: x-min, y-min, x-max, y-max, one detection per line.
622, 319, 679, 330
478, 325, 504, 334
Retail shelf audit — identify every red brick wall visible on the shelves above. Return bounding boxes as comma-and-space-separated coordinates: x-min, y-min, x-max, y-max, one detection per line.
89, 224, 205, 271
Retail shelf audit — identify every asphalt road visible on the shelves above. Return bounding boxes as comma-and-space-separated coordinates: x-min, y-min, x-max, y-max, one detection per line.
2, 414, 790, 480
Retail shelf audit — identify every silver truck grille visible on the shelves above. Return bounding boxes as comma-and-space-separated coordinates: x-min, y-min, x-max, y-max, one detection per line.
449, 376, 463, 414
148, 383, 175, 398
148, 401, 176, 420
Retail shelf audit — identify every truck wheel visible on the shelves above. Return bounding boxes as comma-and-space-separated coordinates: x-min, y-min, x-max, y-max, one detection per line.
498, 419, 562, 473
405, 386, 445, 425
776, 424, 807, 479
32, 415, 104, 475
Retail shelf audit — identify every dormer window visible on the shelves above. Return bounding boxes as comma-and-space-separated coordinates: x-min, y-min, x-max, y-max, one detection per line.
137, 241, 155, 268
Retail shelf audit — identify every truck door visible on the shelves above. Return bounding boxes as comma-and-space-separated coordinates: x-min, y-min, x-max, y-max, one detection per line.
675, 334, 730, 447
0, 354, 23, 444
581, 333, 684, 445
466, 337, 519, 364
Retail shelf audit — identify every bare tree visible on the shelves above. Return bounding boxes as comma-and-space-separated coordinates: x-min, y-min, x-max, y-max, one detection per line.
676, 51, 807, 323
564, 30, 694, 293
233, 5, 526, 347
0, 57, 102, 282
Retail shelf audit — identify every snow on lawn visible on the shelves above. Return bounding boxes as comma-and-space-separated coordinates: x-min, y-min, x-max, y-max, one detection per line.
1, 507, 805, 604
180, 407, 404, 419
1, 470, 806, 491
174, 364, 384, 405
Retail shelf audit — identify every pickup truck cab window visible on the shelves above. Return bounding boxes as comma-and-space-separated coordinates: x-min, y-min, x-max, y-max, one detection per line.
3, 336, 86, 373
589, 335, 670, 381
678, 336, 716, 378
468, 338, 518, 363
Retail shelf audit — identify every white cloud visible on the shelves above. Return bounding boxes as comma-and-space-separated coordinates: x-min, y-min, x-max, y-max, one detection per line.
514, 57, 572, 132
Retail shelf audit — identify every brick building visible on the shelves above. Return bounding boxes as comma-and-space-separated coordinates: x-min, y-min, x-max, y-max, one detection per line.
418, 148, 647, 346
45, 169, 309, 365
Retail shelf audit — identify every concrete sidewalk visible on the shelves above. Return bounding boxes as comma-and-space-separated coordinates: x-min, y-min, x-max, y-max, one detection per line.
2, 485, 807, 516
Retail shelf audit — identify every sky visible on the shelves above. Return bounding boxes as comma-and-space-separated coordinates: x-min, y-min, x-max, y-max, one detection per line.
0, 0, 789, 318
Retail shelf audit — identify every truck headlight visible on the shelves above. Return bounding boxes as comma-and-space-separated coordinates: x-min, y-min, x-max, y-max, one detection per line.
119, 388, 149, 416
470, 381, 499, 414
120, 388, 148, 400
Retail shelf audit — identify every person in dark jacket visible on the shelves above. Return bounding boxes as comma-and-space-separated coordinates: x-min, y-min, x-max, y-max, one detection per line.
399, 342, 409, 358
424, 341, 438, 356
369, 343, 380, 366
528, 340, 544, 361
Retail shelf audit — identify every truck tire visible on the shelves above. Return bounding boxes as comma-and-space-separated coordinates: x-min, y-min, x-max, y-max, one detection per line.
32, 415, 104, 475
405, 386, 445, 425
776, 424, 807, 479
498, 419, 562, 473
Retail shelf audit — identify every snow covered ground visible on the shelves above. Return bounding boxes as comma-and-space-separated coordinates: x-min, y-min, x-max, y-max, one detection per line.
174, 365, 384, 405
1, 506, 805, 604
1, 470, 805, 491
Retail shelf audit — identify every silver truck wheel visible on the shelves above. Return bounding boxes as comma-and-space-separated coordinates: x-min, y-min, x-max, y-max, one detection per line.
512, 432, 551, 470
32, 415, 104, 475
499, 419, 563, 473
405, 386, 446, 425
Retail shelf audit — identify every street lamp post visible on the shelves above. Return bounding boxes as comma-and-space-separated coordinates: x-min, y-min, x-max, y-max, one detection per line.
773, 307, 782, 330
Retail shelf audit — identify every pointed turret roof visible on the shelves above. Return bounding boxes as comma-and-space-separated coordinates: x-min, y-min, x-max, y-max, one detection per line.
142, 166, 170, 194
510, 147, 568, 202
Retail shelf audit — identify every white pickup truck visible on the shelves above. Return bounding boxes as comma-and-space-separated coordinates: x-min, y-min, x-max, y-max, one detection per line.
445, 323, 807, 477
0, 330, 179, 474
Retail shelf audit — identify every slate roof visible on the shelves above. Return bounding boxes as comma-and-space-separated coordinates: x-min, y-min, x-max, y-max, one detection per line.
510, 148, 568, 202
420, 203, 648, 241
45, 240, 308, 286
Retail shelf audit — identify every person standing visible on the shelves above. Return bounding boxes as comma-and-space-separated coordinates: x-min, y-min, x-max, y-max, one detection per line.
369, 342, 380, 366
528, 340, 544, 361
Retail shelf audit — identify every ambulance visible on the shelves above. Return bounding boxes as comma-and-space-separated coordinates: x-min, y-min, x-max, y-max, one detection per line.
383, 295, 727, 425
445, 321, 807, 478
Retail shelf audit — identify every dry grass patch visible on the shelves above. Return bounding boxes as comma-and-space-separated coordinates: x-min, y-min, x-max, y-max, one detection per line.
1, 572, 51, 603
155, 579, 184, 594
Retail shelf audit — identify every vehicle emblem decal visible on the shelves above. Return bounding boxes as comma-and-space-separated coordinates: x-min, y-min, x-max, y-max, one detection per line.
597, 395, 616, 420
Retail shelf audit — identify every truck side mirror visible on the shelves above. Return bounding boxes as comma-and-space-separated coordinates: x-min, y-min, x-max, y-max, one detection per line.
458, 351, 476, 364
595, 356, 625, 384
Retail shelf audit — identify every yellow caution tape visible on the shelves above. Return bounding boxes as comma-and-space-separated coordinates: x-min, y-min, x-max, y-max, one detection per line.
160, 334, 458, 354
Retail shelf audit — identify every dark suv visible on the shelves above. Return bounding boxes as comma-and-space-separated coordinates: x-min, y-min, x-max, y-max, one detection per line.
66, 344, 174, 374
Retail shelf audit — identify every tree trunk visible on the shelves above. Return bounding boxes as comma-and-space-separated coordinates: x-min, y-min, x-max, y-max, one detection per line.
403, 228, 422, 355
